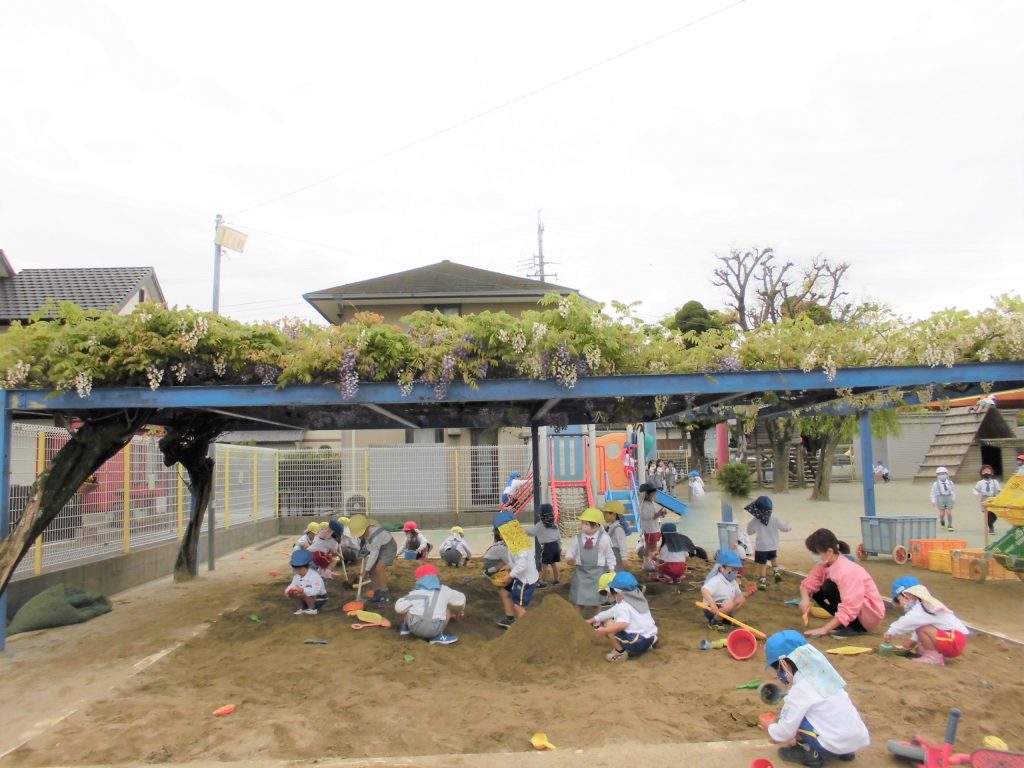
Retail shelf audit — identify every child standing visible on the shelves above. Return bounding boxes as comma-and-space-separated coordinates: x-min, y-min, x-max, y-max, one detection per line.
930, 467, 956, 531
655, 522, 689, 583
284, 549, 328, 615
974, 465, 1002, 535
762, 630, 870, 765
665, 461, 679, 495
602, 501, 629, 572
745, 495, 791, 590
589, 571, 658, 662
492, 511, 540, 629
701, 550, 746, 628
565, 508, 616, 612
438, 525, 473, 567
349, 514, 398, 607
524, 503, 562, 587
885, 576, 969, 666
687, 470, 705, 499
622, 442, 637, 485
655, 460, 667, 491
637, 482, 665, 567
394, 564, 466, 645
400, 521, 432, 560
873, 461, 890, 483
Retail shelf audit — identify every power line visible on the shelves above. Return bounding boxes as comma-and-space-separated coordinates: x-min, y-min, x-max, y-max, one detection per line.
226, 0, 748, 218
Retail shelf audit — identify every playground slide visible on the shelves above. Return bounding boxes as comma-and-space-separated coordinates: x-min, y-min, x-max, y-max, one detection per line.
656, 490, 688, 517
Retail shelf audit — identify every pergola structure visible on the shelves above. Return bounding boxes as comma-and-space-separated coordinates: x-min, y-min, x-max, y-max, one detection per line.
2, 360, 1023, 645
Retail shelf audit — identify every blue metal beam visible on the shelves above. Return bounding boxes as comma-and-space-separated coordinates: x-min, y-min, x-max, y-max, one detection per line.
7, 362, 1022, 412
859, 411, 877, 518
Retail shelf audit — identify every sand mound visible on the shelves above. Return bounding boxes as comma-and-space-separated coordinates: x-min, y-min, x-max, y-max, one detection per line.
485, 594, 605, 677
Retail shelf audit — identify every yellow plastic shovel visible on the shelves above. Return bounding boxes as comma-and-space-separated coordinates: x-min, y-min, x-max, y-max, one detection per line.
826, 646, 874, 656
530, 733, 557, 750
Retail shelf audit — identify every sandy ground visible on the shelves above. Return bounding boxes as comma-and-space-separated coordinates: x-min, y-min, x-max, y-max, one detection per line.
2, 479, 1023, 768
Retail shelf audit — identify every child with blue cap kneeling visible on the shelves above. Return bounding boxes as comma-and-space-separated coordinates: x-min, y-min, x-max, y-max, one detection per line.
701, 549, 747, 629
762, 630, 870, 766
589, 572, 658, 663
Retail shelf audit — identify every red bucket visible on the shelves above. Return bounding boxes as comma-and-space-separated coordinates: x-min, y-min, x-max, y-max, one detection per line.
751, 759, 776, 768
726, 628, 758, 661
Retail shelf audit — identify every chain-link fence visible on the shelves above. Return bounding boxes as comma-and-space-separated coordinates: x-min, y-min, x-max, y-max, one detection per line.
8, 425, 279, 582
6, 428, 534, 580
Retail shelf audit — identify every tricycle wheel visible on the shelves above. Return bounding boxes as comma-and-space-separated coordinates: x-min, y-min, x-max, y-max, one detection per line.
887, 739, 926, 761
892, 545, 910, 565
969, 558, 989, 583
856, 543, 869, 561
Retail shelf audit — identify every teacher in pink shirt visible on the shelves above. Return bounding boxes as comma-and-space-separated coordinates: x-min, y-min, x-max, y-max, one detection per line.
799, 528, 885, 639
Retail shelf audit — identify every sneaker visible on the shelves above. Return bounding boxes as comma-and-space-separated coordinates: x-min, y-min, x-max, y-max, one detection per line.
495, 616, 516, 629
830, 626, 867, 638
913, 650, 946, 666
399, 623, 411, 637
989, 528, 996, 535
707, 619, 727, 632
302, 608, 318, 615
757, 578, 768, 591
429, 633, 459, 645
605, 650, 628, 663
535, 582, 549, 589
778, 742, 824, 767
946, 526, 954, 532
774, 570, 783, 584
293, 609, 305, 615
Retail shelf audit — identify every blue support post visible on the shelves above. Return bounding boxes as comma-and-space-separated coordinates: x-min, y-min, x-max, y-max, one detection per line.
0, 394, 11, 650
859, 411, 876, 518
721, 499, 733, 523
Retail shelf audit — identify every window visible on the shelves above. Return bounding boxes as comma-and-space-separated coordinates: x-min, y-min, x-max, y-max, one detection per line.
405, 428, 444, 444
426, 304, 461, 316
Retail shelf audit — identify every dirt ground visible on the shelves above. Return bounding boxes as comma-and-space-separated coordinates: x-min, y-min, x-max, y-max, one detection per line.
2, 539, 1023, 768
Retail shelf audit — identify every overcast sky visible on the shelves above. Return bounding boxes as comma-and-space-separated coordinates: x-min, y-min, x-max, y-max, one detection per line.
1, 1, 1021, 327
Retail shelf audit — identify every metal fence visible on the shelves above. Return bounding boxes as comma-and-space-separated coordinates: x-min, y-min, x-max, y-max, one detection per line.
6, 428, 532, 581
8, 425, 279, 582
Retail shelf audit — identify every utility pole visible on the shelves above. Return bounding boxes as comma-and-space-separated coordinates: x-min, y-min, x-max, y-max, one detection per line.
212, 213, 223, 314
526, 210, 556, 283
208, 213, 222, 573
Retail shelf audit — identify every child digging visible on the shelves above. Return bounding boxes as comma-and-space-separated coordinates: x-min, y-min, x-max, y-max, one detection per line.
492, 511, 540, 629
762, 630, 870, 766
884, 576, 969, 666
284, 549, 328, 615
400, 521, 432, 560
589, 571, 658, 662
745, 495, 791, 590
394, 564, 466, 645
438, 525, 473, 567
349, 513, 398, 607
655, 522, 689, 583
701, 549, 746, 629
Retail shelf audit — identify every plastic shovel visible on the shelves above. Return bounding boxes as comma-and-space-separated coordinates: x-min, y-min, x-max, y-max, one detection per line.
693, 601, 767, 640
346, 609, 384, 623
342, 557, 367, 613
826, 646, 874, 656
351, 617, 391, 630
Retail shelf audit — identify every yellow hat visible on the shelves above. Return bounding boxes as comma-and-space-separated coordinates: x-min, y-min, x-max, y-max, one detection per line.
305, 522, 320, 534
598, 572, 617, 593
601, 501, 626, 515
578, 508, 605, 525
348, 513, 373, 538
451, 525, 464, 534
337, 516, 351, 525
318, 522, 330, 531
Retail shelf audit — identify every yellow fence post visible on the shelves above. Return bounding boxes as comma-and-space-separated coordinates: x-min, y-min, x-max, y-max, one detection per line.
275, 452, 280, 518
177, 468, 185, 540
224, 447, 231, 529
454, 449, 461, 517
34, 432, 46, 574
252, 451, 258, 523
123, 443, 132, 554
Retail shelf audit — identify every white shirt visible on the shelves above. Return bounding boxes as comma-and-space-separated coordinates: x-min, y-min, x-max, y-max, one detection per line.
887, 601, 969, 639
286, 568, 325, 597
768, 672, 870, 755
605, 521, 628, 554
394, 585, 467, 621
930, 477, 956, 502
564, 529, 615, 570
746, 515, 792, 553
308, 535, 339, 556
873, 464, 888, 475
439, 534, 473, 558
638, 498, 660, 534
525, 523, 561, 545
294, 533, 315, 550
592, 599, 658, 638
659, 544, 688, 563
702, 571, 741, 605
508, 547, 539, 584
974, 477, 1002, 500
688, 476, 705, 496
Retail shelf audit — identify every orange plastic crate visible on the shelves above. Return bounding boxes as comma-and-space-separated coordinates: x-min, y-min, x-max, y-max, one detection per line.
951, 548, 1018, 581
928, 550, 953, 574
910, 539, 968, 569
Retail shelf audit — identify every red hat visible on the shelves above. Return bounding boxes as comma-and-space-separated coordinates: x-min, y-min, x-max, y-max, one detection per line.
414, 564, 438, 579
403, 520, 418, 531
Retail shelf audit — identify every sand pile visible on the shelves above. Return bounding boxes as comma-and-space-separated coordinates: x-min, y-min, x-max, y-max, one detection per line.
486, 594, 605, 677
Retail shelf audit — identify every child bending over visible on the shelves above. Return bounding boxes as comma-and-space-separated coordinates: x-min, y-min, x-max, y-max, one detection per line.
284, 549, 328, 615
885, 576, 969, 666
590, 571, 658, 663
394, 563, 466, 645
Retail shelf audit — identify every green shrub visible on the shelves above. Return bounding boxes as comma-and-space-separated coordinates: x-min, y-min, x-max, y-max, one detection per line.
717, 462, 753, 497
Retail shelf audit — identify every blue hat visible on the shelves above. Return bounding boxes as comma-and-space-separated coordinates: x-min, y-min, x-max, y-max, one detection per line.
289, 548, 312, 567
608, 572, 639, 591
509, 471, 521, 480
892, 575, 920, 601
717, 549, 742, 569
328, 519, 343, 534
748, 495, 773, 511
765, 630, 807, 668
688, 470, 700, 478
660, 522, 677, 534
493, 511, 516, 529
624, 442, 632, 448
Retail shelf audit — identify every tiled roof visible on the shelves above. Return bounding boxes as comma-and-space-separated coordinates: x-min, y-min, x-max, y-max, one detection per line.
0, 266, 161, 322
305, 260, 578, 300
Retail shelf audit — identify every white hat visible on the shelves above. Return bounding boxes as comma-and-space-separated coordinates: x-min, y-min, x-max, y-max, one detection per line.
935, 466, 949, 474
